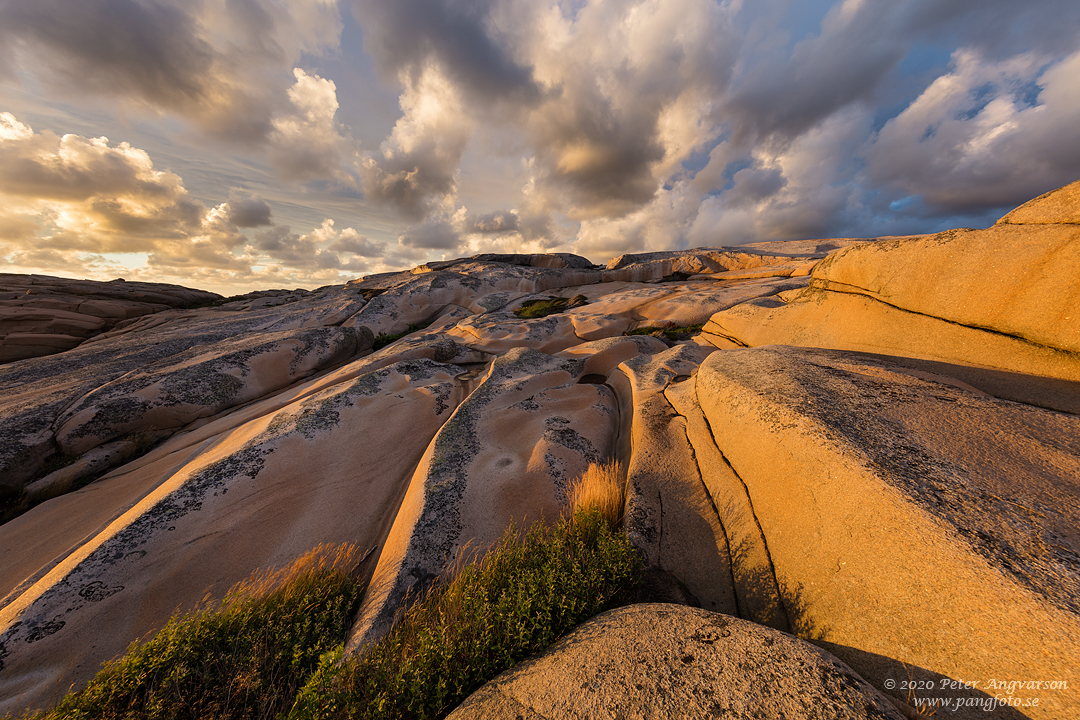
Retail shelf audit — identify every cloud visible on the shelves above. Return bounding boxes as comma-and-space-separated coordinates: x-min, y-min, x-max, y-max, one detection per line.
223, 192, 273, 228
6, 0, 1080, 280
0, 0, 342, 144
398, 218, 460, 249
252, 218, 382, 269
360, 64, 472, 219
351, 0, 540, 108
864, 48, 1080, 214
0, 112, 204, 250
465, 210, 519, 234
329, 228, 385, 257
268, 69, 358, 184
0, 113, 374, 290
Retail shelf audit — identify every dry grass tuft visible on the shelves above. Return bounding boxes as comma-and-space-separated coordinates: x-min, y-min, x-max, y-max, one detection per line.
228, 543, 361, 602
568, 460, 626, 529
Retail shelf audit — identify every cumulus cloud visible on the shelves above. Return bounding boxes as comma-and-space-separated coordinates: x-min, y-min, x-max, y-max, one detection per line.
223, 192, 274, 228
268, 69, 358, 184
465, 210, 519, 234
0, 113, 375, 291
352, 0, 540, 107
0, 0, 343, 144
329, 228, 385, 257
6, 0, 1080, 278
360, 64, 473, 219
398, 219, 460, 250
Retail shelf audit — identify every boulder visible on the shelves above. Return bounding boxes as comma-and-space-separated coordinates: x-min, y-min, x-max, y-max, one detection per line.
447, 604, 905, 720
696, 345, 1080, 719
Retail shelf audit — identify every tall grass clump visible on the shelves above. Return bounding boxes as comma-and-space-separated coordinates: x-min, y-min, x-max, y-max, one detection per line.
35, 544, 363, 720
568, 460, 626, 529
288, 506, 640, 720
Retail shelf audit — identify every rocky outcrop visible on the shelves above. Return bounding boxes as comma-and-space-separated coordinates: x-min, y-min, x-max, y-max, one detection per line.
0, 288, 372, 491
447, 604, 906, 720
0, 248, 815, 713
696, 345, 1080, 719
0, 274, 222, 364
1, 184, 1079, 719
701, 180, 1080, 383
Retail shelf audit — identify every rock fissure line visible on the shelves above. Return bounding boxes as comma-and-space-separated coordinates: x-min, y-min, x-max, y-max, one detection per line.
666, 392, 741, 620
813, 282, 1080, 360
693, 396, 791, 630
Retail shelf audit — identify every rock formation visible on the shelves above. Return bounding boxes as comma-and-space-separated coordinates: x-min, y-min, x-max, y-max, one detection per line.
1, 181, 1079, 719
447, 604, 906, 720
0, 275, 222, 364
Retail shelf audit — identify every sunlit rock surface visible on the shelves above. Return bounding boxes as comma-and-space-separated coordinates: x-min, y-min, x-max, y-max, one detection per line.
701, 179, 1080, 383
1, 182, 1079, 718
447, 604, 905, 720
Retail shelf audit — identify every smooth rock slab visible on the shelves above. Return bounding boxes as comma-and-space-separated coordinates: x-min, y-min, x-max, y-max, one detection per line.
0, 289, 368, 489
0, 359, 468, 714
347, 346, 621, 650
54, 326, 365, 455
696, 345, 1080, 719
703, 205, 1080, 381
447, 604, 905, 720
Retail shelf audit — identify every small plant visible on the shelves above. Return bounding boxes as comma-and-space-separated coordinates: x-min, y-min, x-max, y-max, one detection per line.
624, 322, 704, 342
371, 320, 434, 350
513, 295, 588, 319
287, 508, 640, 720
568, 460, 627, 530
32, 544, 363, 720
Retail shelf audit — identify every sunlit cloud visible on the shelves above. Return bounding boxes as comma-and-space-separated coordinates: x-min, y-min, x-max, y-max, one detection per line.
0, 113, 379, 293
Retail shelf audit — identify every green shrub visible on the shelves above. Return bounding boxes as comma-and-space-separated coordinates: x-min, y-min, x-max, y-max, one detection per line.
624, 322, 704, 341
33, 545, 363, 720
288, 509, 640, 720
28, 510, 639, 720
513, 295, 588, 319
372, 321, 434, 350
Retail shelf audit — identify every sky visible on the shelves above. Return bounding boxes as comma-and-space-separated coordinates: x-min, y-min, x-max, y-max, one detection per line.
1, 0, 1079, 295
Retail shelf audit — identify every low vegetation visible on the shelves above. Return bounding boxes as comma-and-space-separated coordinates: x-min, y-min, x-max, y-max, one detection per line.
513, 294, 588, 319
29, 545, 363, 720
27, 462, 638, 720
624, 322, 705, 342
290, 508, 638, 719
568, 460, 626, 530
372, 321, 434, 350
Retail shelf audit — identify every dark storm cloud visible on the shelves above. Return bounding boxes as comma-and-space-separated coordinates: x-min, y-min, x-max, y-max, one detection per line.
900, 0, 1080, 61
0, 0, 342, 144
529, 86, 668, 217
725, 0, 1080, 147
351, 0, 541, 106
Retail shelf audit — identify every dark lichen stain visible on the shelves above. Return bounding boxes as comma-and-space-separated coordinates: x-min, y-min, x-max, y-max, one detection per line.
78, 581, 124, 602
